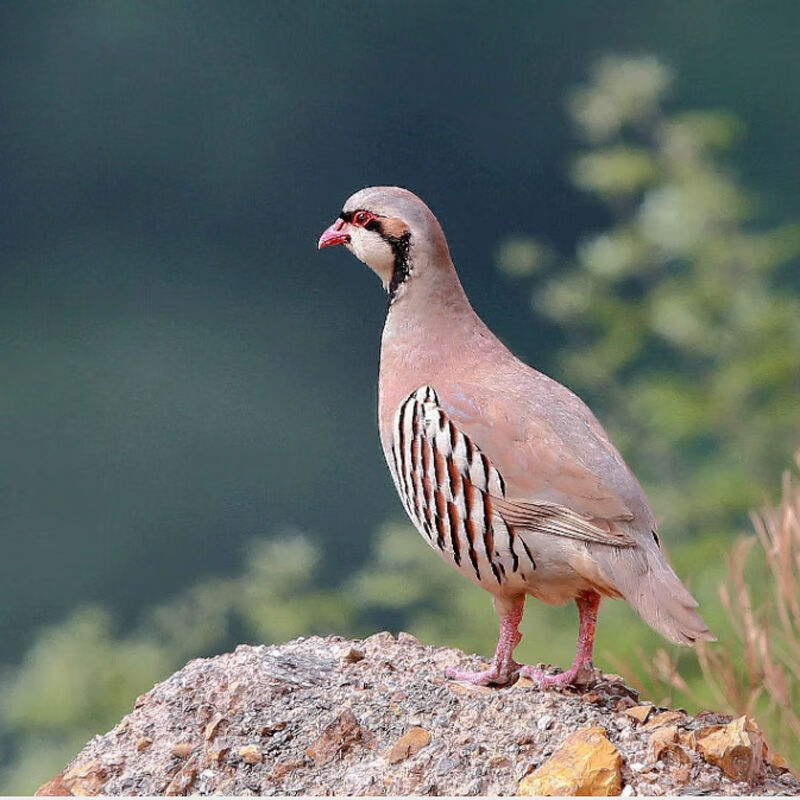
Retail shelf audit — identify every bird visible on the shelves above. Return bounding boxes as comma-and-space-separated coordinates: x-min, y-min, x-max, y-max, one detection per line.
317, 186, 714, 688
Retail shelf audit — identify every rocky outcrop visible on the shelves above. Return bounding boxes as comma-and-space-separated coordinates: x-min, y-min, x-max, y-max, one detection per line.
36, 633, 798, 796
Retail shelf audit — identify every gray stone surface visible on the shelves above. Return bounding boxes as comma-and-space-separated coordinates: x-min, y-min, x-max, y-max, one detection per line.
36, 633, 799, 796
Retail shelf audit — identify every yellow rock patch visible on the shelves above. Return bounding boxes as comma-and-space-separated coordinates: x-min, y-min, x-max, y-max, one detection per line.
518, 726, 623, 796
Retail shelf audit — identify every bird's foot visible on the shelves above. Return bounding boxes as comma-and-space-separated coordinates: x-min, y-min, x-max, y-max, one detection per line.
519, 659, 596, 690
445, 660, 520, 686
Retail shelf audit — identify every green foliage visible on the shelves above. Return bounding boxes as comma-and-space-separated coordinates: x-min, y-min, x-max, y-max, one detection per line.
567, 55, 672, 143
496, 237, 554, 278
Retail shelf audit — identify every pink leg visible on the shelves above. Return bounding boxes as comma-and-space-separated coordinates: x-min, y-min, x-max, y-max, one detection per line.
444, 596, 525, 686
519, 590, 601, 688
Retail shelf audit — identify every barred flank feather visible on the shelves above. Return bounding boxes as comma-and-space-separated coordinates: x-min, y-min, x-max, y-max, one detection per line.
390, 387, 510, 587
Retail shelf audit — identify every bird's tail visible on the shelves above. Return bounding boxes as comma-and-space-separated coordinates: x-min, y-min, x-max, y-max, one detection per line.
606, 540, 715, 645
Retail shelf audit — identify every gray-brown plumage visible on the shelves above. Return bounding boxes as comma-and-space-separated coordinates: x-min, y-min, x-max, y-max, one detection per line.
319, 186, 714, 687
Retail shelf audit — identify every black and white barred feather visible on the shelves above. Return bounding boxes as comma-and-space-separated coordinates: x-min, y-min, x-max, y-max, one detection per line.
389, 387, 538, 589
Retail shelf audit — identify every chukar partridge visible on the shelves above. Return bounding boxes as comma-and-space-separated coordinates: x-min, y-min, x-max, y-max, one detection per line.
318, 186, 714, 687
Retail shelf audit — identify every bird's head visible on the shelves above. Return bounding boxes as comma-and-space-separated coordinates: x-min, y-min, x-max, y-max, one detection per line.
318, 186, 451, 299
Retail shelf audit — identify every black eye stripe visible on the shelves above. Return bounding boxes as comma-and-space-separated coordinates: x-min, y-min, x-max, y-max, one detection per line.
339, 209, 385, 234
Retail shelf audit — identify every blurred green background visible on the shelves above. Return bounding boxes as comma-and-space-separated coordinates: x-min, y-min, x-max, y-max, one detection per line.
2, 1, 800, 792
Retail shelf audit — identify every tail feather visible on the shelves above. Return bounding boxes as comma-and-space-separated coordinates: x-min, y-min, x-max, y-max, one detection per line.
603, 541, 715, 645
627, 561, 716, 645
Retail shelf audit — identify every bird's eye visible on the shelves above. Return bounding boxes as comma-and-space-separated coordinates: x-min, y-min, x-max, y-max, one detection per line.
354, 211, 371, 226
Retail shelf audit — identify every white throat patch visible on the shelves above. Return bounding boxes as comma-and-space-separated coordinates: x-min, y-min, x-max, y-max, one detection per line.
346, 228, 396, 288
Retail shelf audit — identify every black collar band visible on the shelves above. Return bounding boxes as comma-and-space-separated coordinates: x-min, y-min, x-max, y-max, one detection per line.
387, 233, 412, 303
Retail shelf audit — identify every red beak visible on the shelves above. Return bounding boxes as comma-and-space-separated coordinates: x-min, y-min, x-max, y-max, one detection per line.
317, 218, 351, 250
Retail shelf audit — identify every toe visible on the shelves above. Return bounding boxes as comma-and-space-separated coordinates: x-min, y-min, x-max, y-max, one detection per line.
519, 665, 574, 689
444, 664, 516, 686
444, 668, 492, 686
518, 661, 597, 689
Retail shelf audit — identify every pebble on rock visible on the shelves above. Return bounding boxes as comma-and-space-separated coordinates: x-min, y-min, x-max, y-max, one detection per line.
386, 727, 432, 764
238, 745, 263, 765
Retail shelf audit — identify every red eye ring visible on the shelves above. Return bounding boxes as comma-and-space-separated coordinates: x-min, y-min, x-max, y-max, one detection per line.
353, 210, 374, 226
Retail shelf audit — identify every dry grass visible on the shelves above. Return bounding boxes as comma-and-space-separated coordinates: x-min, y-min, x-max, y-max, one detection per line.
643, 454, 800, 767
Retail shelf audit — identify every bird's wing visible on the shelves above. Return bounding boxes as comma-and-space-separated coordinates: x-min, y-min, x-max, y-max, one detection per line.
434, 379, 640, 525
489, 496, 635, 547
391, 387, 636, 553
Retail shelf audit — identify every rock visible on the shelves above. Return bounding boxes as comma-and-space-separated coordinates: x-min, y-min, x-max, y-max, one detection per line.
169, 742, 194, 759
518, 726, 623, 796
34, 773, 72, 797
305, 708, 367, 766
614, 696, 638, 712
268, 756, 305, 781
36, 635, 798, 796
764, 743, 791, 772
35, 759, 108, 797
537, 714, 554, 731
343, 647, 365, 664
208, 746, 229, 764
204, 713, 225, 741
643, 710, 685, 729
259, 720, 287, 737
624, 704, 654, 724
385, 726, 432, 763
165, 765, 197, 796
693, 715, 764, 782
64, 759, 110, 796
649, 725, 679, 760
237, 745, 262, 765
649, 725, 692, 785
436, 755, 459, 775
